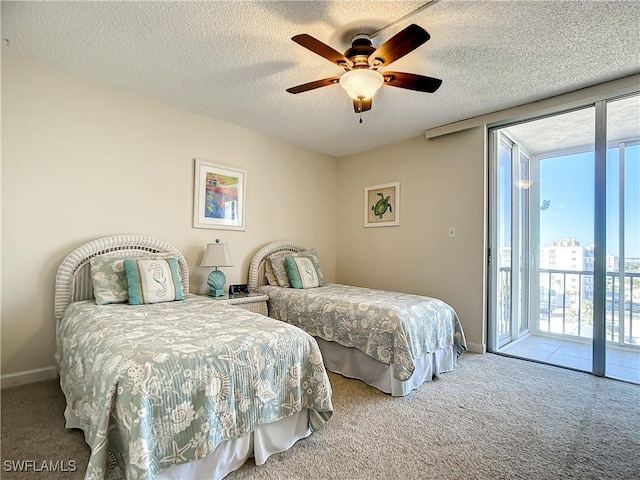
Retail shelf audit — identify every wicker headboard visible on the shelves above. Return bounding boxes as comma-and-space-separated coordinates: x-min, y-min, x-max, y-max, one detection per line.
54, 235, 189, 322
248, 240, 305, 291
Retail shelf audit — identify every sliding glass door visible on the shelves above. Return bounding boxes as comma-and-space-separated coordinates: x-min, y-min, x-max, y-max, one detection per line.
488, 94, 639, 383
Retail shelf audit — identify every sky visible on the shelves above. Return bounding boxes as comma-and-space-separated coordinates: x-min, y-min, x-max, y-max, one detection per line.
539, 145, 640, 258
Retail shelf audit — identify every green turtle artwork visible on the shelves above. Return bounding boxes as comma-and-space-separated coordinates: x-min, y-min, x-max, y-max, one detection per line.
372, 192, 392, 219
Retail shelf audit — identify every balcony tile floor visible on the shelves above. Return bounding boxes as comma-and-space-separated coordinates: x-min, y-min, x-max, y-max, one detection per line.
498, 334, 640, 384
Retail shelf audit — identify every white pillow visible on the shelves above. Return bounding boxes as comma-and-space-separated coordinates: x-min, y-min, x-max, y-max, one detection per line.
284, 256, 320, 289
124, 258, 184, 304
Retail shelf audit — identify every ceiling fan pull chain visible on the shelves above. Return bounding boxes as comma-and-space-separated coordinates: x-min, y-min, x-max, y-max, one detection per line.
359, 98, 363, 124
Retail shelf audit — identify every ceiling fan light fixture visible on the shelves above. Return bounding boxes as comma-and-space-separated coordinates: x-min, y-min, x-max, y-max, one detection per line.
339, 69, 384, 100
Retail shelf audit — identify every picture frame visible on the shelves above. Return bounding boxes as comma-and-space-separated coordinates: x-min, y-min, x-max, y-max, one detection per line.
193, 159, 246, 230
364, 182, 400, 227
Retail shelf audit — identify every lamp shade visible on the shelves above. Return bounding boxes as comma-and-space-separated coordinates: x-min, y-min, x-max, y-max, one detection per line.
200, 242, 233, 268
339, 69, 384, 100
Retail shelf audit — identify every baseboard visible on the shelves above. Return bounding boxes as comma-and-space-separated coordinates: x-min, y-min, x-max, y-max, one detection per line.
1, 366, 57, 389
466, 342, 486, 354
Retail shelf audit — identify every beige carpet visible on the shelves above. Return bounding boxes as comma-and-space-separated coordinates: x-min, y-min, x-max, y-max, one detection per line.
2, 353, 639, 479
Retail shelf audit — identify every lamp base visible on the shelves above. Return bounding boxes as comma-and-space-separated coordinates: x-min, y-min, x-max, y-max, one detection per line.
207, 269, 226, 297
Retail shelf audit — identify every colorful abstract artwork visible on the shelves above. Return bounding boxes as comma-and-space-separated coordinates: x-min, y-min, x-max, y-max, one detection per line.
193, 159, 246, 230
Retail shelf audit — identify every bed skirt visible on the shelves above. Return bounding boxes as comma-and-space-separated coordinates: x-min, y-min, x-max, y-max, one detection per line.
315, 338, 457, 396
65, 408, 311, 479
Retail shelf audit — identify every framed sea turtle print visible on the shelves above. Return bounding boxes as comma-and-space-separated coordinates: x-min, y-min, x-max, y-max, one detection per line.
193, 159, 246, 230
364, 182, 399, 227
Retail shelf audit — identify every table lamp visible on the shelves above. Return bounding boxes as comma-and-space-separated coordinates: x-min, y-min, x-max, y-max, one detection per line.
200, 239, 233, 297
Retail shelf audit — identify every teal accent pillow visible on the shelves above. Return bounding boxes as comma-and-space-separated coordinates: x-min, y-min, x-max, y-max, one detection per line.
124, 257, 184, 305
284, 255, 320, 289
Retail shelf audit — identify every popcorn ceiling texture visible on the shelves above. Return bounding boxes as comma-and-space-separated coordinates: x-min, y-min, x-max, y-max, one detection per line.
2, 1, 639, 157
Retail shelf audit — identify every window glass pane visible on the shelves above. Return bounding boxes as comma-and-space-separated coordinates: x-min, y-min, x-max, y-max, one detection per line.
625, 144, 640, 346
497, 139, 512, 341
606, 94, 640, 380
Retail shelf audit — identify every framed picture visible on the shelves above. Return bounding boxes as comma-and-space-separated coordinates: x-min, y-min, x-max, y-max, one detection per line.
364, 182, 400, 227
193, 159, 246, 230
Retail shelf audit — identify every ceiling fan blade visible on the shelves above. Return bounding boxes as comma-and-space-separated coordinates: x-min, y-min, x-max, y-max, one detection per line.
383, 72, 442, 93
292, 34, 354, 68
353, 97, 372, 113
368, 24, 430, 67
286, 76, 341, 94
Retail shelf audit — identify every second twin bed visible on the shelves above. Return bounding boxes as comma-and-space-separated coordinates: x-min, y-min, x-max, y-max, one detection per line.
249, 240, 467, 397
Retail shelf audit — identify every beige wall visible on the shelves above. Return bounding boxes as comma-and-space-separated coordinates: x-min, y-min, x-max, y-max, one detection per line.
1, 54, 338, 376
336, 131, 487, 352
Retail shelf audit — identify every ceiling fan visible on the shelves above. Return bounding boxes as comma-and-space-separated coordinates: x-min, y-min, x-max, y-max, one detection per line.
286, 23, 442, 119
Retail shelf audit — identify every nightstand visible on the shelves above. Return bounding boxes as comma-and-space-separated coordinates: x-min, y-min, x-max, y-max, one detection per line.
207, 293, 269, 316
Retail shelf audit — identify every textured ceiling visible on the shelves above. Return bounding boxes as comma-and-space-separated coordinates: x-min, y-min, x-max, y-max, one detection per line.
2, 1, 639, 157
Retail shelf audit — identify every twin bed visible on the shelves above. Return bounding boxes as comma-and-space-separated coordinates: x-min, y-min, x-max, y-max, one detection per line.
248, 241, 467, 397
55, 235, 466, 479
54, 235, 332, 480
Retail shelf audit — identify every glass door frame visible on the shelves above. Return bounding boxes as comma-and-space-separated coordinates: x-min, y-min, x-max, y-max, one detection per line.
490, 132, 534, 350
487, 93, 638, 377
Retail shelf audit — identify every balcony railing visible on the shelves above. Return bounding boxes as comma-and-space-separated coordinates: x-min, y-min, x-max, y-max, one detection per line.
498, 267, 640, 347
